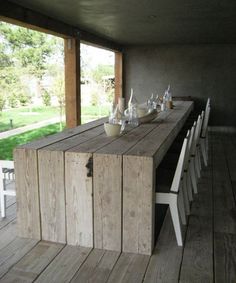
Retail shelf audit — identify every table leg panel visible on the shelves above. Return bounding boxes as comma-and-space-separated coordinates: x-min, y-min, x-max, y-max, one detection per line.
38, 150, 66, 243
93, 154, 122, 251
14, 148, 41, 239
123, 156, 155, 255
65, 152, 93, 247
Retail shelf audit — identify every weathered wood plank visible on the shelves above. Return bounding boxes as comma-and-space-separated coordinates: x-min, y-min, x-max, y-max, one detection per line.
71, 249, 120, 283
16, 117, 107, 150
214, 232, 236, 283
179, 141, 213, 282
0, 204, 16, 230
65, 125, 153, 249
122, 102, 193, 255
0, 220, 17, 251
92, 123, 165, 252
125, 102, 193, 167
179, 215, 213, 282
38, 150, 65, 243
65, 152, 93, 247
107, 252, 150, 283
14, 149, 41, 239
123, 156, 154, 255
94, 154, 122, 251
0, 237, 38, 279
38, 126, 104, 243
35, 246, 91, 283
143, 210, 184, 283
212, 136, 236, 234
65, 37, 81, 128
1, 241, 64, 283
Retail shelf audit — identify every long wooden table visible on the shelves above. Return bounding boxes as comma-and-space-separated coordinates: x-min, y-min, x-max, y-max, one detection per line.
14, 101, 193, 255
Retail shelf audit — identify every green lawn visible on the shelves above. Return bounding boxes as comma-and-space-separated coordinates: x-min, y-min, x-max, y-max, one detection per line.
0, 104, 110, 160
0, 105, 110, 132
0, 123, 64, 160
0, 106, 60, 132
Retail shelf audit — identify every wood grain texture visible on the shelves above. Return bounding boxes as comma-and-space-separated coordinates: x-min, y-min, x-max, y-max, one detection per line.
91, 123, 163, 253
38, 150, 65, 243
214, 232, 236, 283
0, 220, 17, 251
212, 136, 236, 234
16, 118, 107, 150
14, 148, 41, 239
65, 152, 93, 247
179, 215, 213, 282
143, 210, 184, 283
35, 245, 91, 283
0, 203, 16, 230
93, 154, 122, 251
107, 252, 150, 283
65, 37, 81, 128
125, 102, 194, 168
123, 156, 155, 255
71, 249, 120, 283
0, 237, 38, 279
37, 126, 104, 244
1, 241, 64, 283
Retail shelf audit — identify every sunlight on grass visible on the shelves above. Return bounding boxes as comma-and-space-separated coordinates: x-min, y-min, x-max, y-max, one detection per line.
0, 123, 64, 160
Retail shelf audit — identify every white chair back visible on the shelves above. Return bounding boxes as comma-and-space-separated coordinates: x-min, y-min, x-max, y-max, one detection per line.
170, 135, 189, 193
201, 105, 211, 138
0, 160, 15, 218
205, 98, 210, 113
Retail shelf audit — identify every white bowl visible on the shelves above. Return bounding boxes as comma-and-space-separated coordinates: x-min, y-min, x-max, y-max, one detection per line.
137, 107, 148, 118
104, 123, 121, 137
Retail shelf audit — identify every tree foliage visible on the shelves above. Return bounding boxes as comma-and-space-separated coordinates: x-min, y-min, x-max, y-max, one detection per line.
0, 22, 64, 113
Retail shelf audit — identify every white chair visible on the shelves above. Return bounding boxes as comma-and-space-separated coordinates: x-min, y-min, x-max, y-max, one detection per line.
200, 102, 211, 166
189, 121, 198, 194
194, 111, 204, 178
189, 112, 204, 194
183, 129, 194, 205
156, 134, 189, 246
0, 160, 15, 218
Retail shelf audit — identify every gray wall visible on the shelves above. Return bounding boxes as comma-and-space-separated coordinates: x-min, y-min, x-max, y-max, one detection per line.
124, 45, 236, 126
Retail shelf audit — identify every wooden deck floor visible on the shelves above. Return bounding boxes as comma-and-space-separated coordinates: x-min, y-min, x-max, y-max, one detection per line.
0, 132, 235, 283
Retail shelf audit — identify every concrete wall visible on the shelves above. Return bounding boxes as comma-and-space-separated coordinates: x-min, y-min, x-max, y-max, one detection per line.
124, 45, 236, 126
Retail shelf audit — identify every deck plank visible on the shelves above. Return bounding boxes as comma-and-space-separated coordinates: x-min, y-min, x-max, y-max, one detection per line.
214, 232, 236, 283
0, 204, 16, 230
212, 135, 236, 234
0, 241, 64, 283
179, 141, 213, 283
0, 237, 38, 279
35, 245, 91, 283
143, 210, 184, 283
107, 252, 150, 283
0, 220, 17, 251
70, 249, 120, 283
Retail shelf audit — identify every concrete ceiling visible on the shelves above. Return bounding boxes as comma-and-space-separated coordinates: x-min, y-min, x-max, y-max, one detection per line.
9, 0, 236, 45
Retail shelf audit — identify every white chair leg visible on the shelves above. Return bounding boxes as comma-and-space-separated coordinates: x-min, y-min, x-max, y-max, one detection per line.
206, 132, 209, 162
0, 192, 6, 218
195, 152, 200, 178
169, 194, 183, 246
197, 147, 202, 171
182, 177, 190, 215
186, 171, 193, 201
200, 138, 207, 166
178, 189, 187, 225
190, 159, 198, 194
